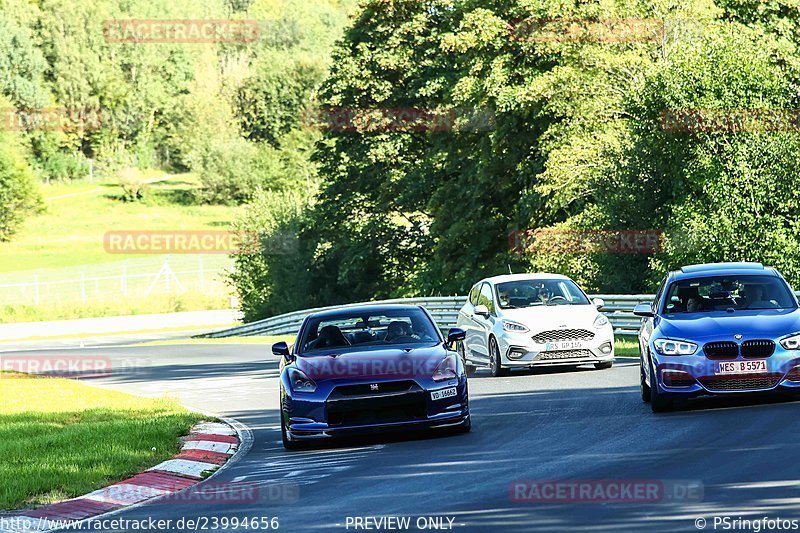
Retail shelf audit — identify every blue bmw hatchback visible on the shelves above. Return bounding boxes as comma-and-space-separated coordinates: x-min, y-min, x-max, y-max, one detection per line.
274, 304, 471, 449
635, 262, 800, 412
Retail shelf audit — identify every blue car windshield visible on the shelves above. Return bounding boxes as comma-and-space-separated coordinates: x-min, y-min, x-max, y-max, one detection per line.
663, 275, 797, 313
299, 309, 440, 355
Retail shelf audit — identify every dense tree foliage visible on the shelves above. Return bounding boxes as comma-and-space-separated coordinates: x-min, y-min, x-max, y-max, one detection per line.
3, 0, 799, 318
241, 0, 800, 318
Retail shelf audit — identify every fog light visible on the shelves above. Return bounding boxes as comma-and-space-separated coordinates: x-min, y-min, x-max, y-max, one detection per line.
599, 342, 613, 354
662, 370, 694, 388
786, 366, 800, 382
508, 348, 527, 360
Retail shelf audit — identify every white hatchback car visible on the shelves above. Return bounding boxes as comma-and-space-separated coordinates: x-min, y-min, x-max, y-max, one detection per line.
456, 273, 614, 376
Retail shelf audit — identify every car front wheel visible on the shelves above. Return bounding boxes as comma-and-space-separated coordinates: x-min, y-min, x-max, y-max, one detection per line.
488, 336, 509, 377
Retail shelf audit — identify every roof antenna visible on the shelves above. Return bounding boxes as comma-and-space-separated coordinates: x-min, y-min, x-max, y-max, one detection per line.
508, 264, 513, 274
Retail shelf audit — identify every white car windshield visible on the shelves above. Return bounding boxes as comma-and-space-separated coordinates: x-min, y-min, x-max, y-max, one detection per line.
495, 279, 590, 309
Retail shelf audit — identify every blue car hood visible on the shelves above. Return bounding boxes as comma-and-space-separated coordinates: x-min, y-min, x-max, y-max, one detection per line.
658, 308, 800, 341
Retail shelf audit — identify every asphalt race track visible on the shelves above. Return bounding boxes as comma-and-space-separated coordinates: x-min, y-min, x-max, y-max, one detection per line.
7, 343, 800, 532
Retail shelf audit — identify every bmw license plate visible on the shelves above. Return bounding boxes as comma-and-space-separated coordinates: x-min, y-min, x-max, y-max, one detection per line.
545, 341, 584, 351
431, 387, 457, 401
716, 360, 767, 375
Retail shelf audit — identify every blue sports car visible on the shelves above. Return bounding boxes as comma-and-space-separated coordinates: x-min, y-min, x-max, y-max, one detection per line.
635, 262, 800, 412
274, 304, 471, 449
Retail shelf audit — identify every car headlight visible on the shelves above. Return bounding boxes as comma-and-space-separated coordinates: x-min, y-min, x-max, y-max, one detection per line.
433, 354, 458, 382
502, 320, 530, 333
287, 367, 317, 393
653, 338, 698, 356
593, 314, 609, 328
780, 334, 800, 350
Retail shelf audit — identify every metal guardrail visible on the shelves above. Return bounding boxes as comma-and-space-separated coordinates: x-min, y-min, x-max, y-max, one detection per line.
203, 294, 655, 339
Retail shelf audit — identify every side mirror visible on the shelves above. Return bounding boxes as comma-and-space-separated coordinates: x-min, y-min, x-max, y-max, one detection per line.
593, 298, 605, 310
447, 327, 466, 344
272, 341, 293, 361
633, 303, 655, 318
474, 304, 490, 317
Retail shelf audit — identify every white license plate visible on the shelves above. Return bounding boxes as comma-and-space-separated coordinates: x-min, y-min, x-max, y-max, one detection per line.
545, 341, 584, 351
431, 387, 457, 401
716, 360, 767, 375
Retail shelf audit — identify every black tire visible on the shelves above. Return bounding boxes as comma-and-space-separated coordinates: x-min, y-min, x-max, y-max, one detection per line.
457, 341, 477, 376
640, 358, 651, 403
488, 336, 509, 377
594, 361, 613, 370
280, 408, 304, 450
648, 357, 672, 413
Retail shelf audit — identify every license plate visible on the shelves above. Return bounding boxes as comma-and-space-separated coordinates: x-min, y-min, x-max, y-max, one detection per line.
544, 341, 584, 351
716, 360, 767, 375
431, 387, 457, 401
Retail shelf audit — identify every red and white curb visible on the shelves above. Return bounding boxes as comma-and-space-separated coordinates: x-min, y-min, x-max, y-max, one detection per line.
0, 421, 245, 533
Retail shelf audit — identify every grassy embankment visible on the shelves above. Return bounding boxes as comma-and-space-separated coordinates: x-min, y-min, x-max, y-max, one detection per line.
0, 173, 243, 323
0, 372, 205, 510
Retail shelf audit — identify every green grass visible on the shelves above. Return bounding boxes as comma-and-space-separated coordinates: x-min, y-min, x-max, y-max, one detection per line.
0, 292, 230, 324
0, 373, 205, 510
0, 173, 243, 273
615, 335, 639, 357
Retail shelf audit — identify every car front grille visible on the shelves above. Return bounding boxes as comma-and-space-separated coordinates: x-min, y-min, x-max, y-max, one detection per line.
699, 373, 782, 392
703, 341, 739, 360
741, 340, 775, 358
326, 381, 427, 427
539, 349, 594, 360
532, 329, 595, 343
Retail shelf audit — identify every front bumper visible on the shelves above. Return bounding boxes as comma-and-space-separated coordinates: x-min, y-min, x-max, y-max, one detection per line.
651, 347, 800, 397
498, 326, 615, 368
282, 378, 469, 441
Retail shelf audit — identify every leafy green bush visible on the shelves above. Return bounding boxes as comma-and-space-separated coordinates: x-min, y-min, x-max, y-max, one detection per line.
39, 152, 88, 181
0, 130, 43, 241
229, 189, 313, 321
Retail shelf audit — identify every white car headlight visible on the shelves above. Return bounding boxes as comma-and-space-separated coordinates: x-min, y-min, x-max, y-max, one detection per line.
780, 334, 800, 350
653, 338, 698, 356
593, 314, 609, 328
502, 320, 529, 333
